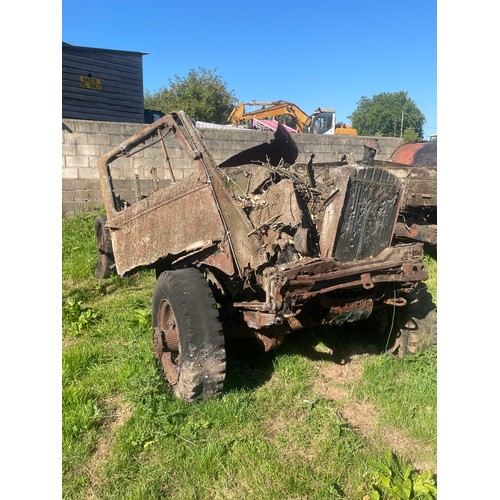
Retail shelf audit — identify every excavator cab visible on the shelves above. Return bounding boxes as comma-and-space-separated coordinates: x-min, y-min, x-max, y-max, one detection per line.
308, 108, 336, 134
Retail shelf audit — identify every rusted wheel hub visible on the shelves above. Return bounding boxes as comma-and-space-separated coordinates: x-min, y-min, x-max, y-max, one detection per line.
153, 299, 180, 384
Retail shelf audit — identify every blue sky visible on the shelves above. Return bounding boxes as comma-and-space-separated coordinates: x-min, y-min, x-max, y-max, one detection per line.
62, 0, 437, 139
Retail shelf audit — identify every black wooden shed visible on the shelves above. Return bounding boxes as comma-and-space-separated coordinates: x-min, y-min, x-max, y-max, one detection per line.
62, 42, 148, 123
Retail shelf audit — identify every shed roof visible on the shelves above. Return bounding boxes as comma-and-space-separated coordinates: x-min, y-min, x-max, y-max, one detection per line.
63, 41, 149, 56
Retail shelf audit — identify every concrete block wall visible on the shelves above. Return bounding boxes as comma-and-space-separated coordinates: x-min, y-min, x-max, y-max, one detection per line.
62, 119, 403, 215
200, 128, 402, 165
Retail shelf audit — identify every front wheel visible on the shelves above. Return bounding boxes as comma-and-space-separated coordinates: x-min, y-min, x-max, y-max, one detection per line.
396, 282, 437, 357
369, 282, 437, 357
152, 268, 226, 402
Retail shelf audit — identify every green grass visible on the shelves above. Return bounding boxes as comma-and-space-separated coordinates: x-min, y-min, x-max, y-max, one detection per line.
62, 211, 99, 280
62, 211, 437, 499
424, 253, 437, 305
351, 349, 437, 443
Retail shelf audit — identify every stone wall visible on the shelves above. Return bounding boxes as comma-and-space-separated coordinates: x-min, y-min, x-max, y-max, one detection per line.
62, 119, 404, 215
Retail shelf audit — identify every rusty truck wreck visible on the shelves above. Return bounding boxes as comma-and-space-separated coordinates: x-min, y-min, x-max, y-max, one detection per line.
95, 111, 436, 402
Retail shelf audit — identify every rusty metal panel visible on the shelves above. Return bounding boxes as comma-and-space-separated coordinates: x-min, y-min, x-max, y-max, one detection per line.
390, 142, 436, 167
403, 167, 437, 207
319, 167, 402, 261
207, 168, 266, 274
250, 179, 306, 229
108, 178, 226, 275
333, 167, 401, 261
394, 222, 437, 245
318, 172, 349, 258
322, 298, 374, 325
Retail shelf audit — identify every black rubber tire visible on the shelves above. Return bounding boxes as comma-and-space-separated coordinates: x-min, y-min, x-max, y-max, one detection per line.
152, 268, 226, 402
396, 282, 437, 357
368, 282, 437, 356
94, 216, 115, 279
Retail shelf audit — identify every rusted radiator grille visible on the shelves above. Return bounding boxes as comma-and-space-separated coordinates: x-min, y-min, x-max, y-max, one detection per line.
333, 167, 401, 262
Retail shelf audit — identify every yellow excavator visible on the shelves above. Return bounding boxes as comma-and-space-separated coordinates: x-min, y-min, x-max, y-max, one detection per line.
227, 101, 357, 135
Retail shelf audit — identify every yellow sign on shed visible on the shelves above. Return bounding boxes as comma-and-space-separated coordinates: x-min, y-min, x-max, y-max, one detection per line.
80, 76, 102, 90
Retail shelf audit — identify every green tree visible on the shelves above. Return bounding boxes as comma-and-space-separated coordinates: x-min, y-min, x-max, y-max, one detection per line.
144, 67, 237, 124
403, 127, 419, 143
348, 91, 426, 140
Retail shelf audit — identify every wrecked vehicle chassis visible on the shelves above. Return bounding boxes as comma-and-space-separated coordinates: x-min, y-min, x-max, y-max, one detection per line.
96, 111, 434, 402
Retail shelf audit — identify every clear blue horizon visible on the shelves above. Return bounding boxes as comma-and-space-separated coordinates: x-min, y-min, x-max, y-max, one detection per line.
62, 0, 437, 139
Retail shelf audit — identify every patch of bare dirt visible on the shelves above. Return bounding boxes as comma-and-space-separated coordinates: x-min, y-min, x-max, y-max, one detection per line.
62, 337, 78, 349
313, 348, 436, 473
83, 395, 134, 499
378, 425, 435, 473
339, 399, 378, 435
314, 351, 370, 401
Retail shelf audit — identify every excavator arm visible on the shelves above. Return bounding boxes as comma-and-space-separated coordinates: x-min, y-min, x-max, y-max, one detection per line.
228, 101, 311, 132
227, 100, 356, 135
